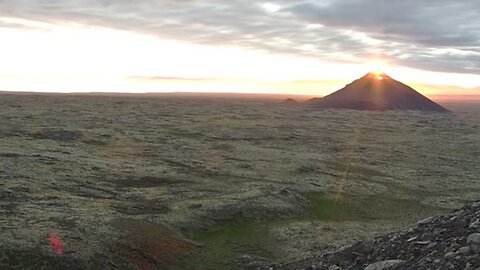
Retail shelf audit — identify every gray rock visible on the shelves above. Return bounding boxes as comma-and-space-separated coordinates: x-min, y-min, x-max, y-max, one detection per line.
467, 233, 480, 245
230, 254, 274, 270
467, 233, 480, 253
457, 246, 470, 255
444, 251, 456, 259
417, 217, 433, 226
365, 260, 406, 270
469, 219, 480, 229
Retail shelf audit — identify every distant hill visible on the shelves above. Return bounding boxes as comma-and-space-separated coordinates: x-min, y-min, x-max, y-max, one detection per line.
306, 73, 449, 112
281, 98, 300, 106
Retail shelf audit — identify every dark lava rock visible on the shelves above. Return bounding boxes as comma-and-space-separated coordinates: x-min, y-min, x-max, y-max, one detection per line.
364, 260, 405, 270
34, 130, 81, 142
270, 200, 480, 270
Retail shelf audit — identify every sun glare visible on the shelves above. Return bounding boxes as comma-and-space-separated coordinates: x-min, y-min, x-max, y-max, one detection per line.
366, 60, 387, 75
1, 17, 480, 94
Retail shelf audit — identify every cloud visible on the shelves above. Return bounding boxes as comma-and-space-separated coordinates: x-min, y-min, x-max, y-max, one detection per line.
288, 0, 480, 47
128, 76, 215, 82
0, 0, 479, 74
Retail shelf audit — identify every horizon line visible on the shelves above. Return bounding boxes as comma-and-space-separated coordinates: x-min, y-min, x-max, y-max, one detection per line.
2, 89, 480, 101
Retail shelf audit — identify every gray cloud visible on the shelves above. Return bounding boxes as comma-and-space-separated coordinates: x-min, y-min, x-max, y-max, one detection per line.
0, 0, 479, 74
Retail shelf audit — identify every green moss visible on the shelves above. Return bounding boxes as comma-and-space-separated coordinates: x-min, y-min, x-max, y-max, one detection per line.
305, 192, 445, 223
304, 194, 363, 221
174, 222, 275, 270
173, 193, 445, 270
173, 195, 367, 269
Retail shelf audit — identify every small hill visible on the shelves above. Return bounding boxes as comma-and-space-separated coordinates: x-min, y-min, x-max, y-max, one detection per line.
281, 98, 300, 106
307, 73, 449, 112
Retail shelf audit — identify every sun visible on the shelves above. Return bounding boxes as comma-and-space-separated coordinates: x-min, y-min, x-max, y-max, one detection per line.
366, 60, 387, 74
364, 60, 388, 80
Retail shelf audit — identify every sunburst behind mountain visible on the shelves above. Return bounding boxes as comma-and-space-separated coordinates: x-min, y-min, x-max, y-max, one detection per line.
306, 72, 449, 112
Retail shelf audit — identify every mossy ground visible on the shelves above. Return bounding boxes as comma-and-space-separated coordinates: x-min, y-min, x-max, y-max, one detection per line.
173, 193, 445, 269
1, 94, 478, 269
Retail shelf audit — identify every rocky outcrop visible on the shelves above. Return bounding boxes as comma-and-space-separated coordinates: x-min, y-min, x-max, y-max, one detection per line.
268, 201, 480, 270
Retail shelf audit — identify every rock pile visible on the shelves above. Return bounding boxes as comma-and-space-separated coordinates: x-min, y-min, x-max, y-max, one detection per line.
269, 201, 480, 270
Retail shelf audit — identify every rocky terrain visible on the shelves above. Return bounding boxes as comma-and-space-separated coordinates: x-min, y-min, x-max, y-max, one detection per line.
0, 93, 479, 269
262, 200, 480, 270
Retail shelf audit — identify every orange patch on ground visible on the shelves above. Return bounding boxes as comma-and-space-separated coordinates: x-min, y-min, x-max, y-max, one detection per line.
112, 218, 197, 270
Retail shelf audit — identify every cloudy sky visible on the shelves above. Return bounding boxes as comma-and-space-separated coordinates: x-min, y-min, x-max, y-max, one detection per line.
0, 0, 479, 96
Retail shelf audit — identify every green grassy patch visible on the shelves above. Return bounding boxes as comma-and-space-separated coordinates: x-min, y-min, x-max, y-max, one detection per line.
173, 193, 445, 270
305, 192, 445, 223
174, 221, 275, 270
304, 193, 363, 221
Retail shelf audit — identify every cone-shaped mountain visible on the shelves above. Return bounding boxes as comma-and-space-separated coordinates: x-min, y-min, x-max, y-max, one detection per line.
307, 73, 448, 112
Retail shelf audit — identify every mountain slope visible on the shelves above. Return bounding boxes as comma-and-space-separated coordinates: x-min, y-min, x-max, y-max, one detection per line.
307, 73, 449, 112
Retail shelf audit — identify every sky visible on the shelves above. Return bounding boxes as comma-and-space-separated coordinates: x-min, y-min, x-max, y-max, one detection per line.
0, 0, 480, 96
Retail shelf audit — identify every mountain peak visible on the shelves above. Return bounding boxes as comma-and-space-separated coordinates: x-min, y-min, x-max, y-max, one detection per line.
363, 72, 390, 81
307, 73, 449, 112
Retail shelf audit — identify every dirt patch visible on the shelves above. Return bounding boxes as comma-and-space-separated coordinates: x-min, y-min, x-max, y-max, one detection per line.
111, 218, 197, 270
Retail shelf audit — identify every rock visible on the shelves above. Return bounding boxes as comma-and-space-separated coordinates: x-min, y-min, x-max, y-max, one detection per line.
444, 252, 456, 259
406, 236, 418, 242
467, 233, 480, 253
417, 217, 434, 225
329, 245, 355, 264
469, 219, 480, 229
457, 246, 470, 255
327, 242, 368, 265
467, 233, 480, 245
365, 260, 406, 270
230, 254, 274, 270
414, 241, 430, 245
328, 265, 340, 270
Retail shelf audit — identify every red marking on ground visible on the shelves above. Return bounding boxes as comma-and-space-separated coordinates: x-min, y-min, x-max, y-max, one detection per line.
48, 230, 64, 256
